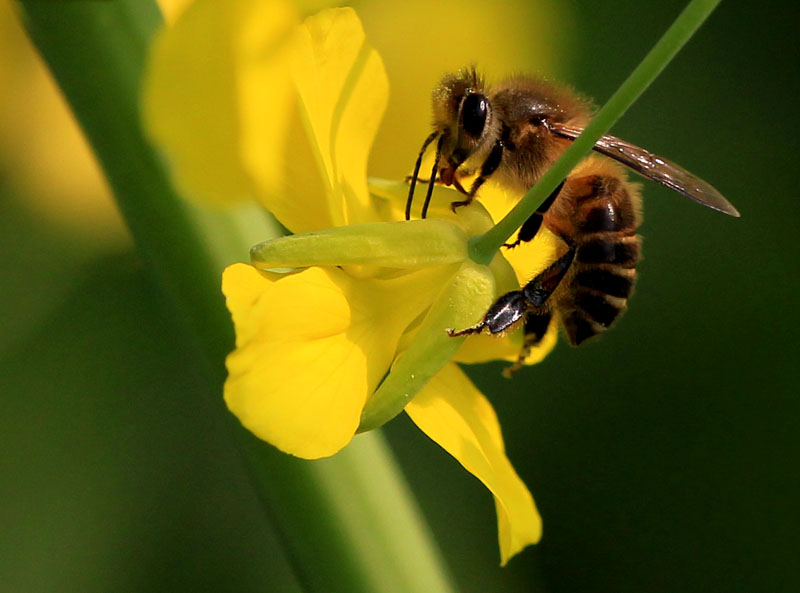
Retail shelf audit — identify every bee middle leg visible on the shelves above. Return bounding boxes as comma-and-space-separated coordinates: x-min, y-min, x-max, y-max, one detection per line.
503, 179, 566, 248
503, 311, 553, 378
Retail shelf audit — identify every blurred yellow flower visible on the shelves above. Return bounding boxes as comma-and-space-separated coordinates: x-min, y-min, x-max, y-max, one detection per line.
144, 0, 566, 564
0, 0, 193, 239
0, 0, 120, 237
159, 0, 194, 24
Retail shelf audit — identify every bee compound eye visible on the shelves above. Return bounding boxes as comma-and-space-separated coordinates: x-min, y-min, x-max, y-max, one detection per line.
461, 93, 488, 137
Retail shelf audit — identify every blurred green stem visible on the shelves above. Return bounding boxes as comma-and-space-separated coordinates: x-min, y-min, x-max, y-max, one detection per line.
470, 0, 724, 263
15, 2, 456, 592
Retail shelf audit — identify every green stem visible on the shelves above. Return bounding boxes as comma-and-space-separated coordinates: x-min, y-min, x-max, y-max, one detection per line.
15, 2, 457, 592
470, 0, 723, 264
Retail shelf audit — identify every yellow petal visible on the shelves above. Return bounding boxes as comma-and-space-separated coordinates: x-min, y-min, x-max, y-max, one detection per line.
223, 262, 452, 458
143, 0, 298, 205
453, 322, 558, 367
405, 364, 542, 564
242, 7, 389, 231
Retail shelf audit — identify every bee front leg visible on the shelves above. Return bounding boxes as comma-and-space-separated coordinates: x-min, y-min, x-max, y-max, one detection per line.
405, 131, 440, 220
450, 139, 504, 212
452, 177, 470, 196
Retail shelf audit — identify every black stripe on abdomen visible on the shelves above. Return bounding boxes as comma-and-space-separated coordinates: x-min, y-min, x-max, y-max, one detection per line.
575, 269, 634, 298
574, 291, 623, 327
562, 313, 598, 346
579, 202, 637, 233
577, 237, 640, 267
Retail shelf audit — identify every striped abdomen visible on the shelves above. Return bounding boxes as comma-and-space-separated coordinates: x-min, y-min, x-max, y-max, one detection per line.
545, 170, 642, 346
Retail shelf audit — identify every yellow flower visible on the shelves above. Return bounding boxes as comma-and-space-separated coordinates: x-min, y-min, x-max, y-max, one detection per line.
144, 0, 563, 564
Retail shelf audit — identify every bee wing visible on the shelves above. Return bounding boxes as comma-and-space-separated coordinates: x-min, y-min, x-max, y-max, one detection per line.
547, 122, 740, 217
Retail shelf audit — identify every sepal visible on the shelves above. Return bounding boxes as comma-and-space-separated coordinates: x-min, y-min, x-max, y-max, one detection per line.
250, 219, 468, 270
359, 260, 495, 431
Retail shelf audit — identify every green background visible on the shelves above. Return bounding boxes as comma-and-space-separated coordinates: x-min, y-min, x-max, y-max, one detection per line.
2, 1, 797, 592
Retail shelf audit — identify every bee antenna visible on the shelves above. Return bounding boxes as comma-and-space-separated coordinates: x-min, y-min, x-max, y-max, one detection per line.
421, 135, 446, 220
406, 131, 439, 220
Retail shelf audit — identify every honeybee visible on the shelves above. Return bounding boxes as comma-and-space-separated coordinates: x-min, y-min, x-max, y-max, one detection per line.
406, 67, 739, 375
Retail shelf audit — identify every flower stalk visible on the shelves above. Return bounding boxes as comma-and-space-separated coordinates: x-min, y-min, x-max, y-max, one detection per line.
15, 2, 457, 592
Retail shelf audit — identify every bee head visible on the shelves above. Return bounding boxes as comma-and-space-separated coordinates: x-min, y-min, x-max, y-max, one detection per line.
432, 67, 498, 175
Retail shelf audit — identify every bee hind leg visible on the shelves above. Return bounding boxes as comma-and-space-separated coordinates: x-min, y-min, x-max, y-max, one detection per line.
448, 244, 574, 337
449, 244, 575, 378
502, 247, 574, 376
447, 290, 528, 337
521, 243, 576, 307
